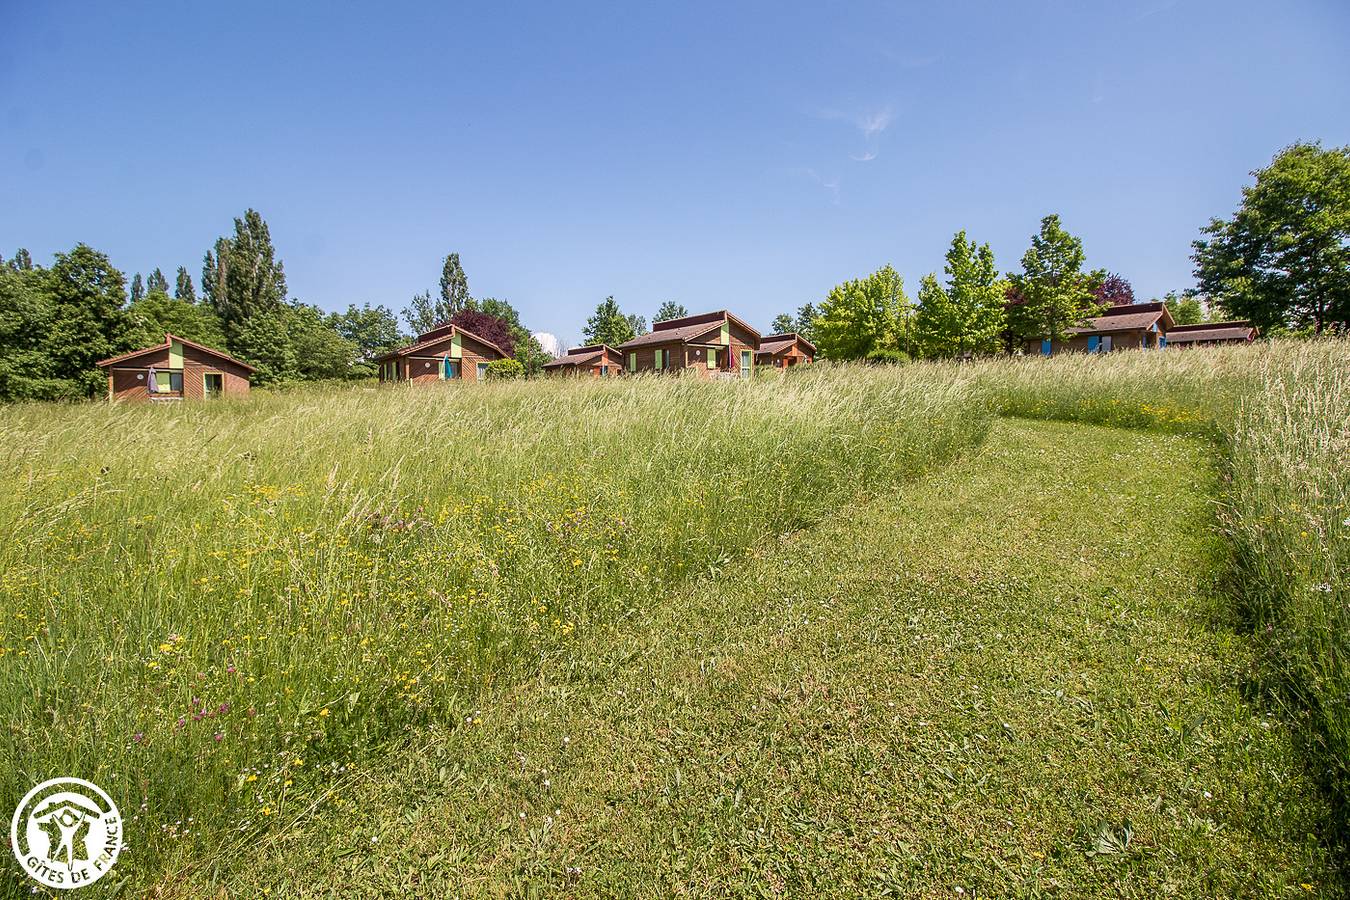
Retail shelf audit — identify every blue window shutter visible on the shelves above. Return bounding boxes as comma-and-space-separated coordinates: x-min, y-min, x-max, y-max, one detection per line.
1040, 339, 1052, 356
1087, 336, 1099, 353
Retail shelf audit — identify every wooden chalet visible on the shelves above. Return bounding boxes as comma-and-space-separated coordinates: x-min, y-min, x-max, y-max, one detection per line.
374, 323, 508, 384
755, 332, 815, 368
617, 310, 760, 378
96, 334, 254, 402
542, 344, 625, 376
1026, 301, 1175, 356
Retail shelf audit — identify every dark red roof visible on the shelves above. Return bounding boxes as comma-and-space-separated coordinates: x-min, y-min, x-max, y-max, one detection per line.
652, 309, 761, 342
373, 324, 508, 362
1166, 321, 1258, 342
96, 334, 257, 372
756, 332, 817, 356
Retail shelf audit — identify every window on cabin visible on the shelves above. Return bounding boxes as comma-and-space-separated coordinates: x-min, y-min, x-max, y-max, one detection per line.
203, 372, 222, 397
739, 349, 751, 378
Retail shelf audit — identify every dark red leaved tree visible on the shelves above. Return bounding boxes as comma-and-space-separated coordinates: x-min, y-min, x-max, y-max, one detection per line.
448, 309, 516, 356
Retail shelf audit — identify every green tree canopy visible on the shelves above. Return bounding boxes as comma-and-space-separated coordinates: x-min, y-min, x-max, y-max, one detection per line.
1006, 214, 1100, 346
912, 231, 1007, 358
47, 244, 138, 397
128, 290, 227, 348
8, 248, 33, 271
1193, 142, 1350, 333
146, 268, 169, 294
174, 266, 196, 302
794, 303, 819, 342
655, 301, 688, 323
329, 303, 404, 363
1162, 290, 1205, 326
584, 296, 637, 346
202, 209, 288, 344
439, 252, 471, 315
813, 265, 911, 360
770, 313, 795, 333
129, 272, 144, 303
0, 263, 66, 400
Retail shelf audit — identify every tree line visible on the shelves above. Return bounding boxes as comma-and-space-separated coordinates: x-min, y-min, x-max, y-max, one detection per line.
767, 141, 1348, 361
0, 211, 553, 400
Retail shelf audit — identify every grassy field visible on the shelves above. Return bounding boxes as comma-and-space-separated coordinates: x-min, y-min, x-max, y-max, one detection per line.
0, 341, 1345, 896
208, 419, 1336, 897
0, 369, 987, 894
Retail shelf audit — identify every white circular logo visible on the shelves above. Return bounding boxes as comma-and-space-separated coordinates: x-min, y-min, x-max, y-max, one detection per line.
10, 778, 122, 890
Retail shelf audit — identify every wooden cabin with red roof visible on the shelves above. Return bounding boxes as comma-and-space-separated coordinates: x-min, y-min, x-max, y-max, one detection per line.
96, 334, 254, 402
373, 323, 508, 384
1026, 301, 1176, 356
755, 332, 815, 368
617, 310, 760, 378
542, 344, 624, 376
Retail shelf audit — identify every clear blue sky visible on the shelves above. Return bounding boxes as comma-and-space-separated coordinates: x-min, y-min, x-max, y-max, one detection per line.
3, 1, 1347, 344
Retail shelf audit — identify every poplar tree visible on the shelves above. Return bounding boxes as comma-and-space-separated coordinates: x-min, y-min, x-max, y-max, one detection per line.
146, 267, 169, 294
174, 266, 196, 302
129, 272, 145, 303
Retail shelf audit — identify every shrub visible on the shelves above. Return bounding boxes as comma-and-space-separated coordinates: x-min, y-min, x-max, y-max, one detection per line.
484, 358, 525, 380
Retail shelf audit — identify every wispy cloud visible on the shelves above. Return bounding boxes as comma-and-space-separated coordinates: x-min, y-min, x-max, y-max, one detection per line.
814, 104, 894, 162
856, 109, 893, 139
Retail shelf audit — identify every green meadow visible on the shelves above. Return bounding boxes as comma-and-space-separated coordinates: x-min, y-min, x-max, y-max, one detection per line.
0, 340, 1346, 897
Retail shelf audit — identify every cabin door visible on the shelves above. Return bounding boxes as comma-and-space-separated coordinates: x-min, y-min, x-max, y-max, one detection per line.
203, 372, 223, 398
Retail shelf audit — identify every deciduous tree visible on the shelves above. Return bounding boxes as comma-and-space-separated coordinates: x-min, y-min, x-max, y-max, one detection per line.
174, 266, 196, 302
47, 244, 138, 396
1006, 215, 1100, 348
770, 313, 795, 333
1193, 142, 1349, 333
584, 296, 637, 346
813, 265, 910, 360
912, 231, 1007, 358
655, 301, 688, 323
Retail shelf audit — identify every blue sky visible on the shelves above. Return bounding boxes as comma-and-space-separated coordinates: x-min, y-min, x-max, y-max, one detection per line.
3, 1, 1347, 345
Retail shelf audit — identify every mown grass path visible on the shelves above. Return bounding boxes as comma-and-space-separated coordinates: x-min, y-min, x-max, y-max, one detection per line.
209, 420, 1336, 898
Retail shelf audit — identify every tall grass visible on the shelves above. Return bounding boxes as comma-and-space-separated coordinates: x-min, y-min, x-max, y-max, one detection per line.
1224, 345, 1349, 830
0, 368, 989, 879
972, 339, 1350, 844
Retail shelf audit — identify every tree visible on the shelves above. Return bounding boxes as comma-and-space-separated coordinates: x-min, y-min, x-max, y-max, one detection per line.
584, 297, 637, 346
1193, 142, 1349, 333
770, 313, 795, 333
288, 302, 357, 381
46, 244, 138, 397
330, 303, 404, 364
655, 301, 688, 323
129, 272, 144, 303
1006, 214, 1100, 348
912, 231, 1008, 358
402, 290, 439, 335
1163, 290, 1205, 325
202, 209, 288, 344
128, 291, 227, 348
9, 248, 33, 271
474, 297, 551, 375
439, 252, 471, 316
174, 266, 196, 302
813, 265, 911, 360
794, 303, 819, 342
0, 263, 67, 400
146, 268, 169, 294
449, 308, 517, 357
626, 314, 648, 336
1093, 273, 1135, 307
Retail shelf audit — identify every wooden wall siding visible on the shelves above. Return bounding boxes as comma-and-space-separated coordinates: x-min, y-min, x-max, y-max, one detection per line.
106, 343, 250, 402
382, 329, 506, 384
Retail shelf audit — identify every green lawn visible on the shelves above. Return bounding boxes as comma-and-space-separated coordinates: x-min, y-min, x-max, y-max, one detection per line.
201, 419, 1336, 898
